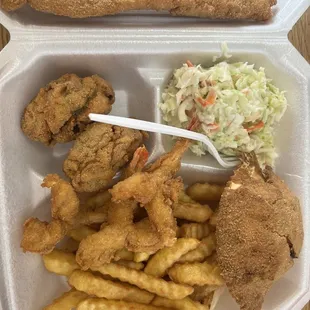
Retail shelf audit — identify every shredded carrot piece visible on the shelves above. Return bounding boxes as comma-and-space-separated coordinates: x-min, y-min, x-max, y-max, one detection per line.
208, 123, 219, 132
206, 89, 217, 104
186, 60, 194, 68
196, 89, 217, 107
187, 116, 200, 131
245, 121, 264, 132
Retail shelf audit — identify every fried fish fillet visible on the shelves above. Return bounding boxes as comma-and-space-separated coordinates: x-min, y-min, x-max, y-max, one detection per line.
1, 0, 277, 21
63, 123, 144, 192
21, 74, 114, 146
216, 155, 304, 310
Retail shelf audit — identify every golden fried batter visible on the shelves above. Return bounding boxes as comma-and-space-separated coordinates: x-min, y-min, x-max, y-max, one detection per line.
76, 147, 147, 269
76, 218, 133, 270
1, 0, 277, 21
76, 184, 180, 270
126, 178, 182, 254
21, 174, 109, 254
63, 123, 144, 193
21, 174, 80, 254
216, 155, 304, 310
110, 139, 189, 204
144, 178, 182, 247
76, 144, 186, 269
21, 218, 69, 255
42, 174, 80, 224
126, 218, 162, 254
21, 74, 114, 146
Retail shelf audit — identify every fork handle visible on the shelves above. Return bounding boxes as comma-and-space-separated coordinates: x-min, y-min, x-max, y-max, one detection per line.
89, 113, 201, 141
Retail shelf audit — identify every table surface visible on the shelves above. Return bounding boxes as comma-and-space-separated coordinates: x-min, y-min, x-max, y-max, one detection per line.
0, 6, 309, 310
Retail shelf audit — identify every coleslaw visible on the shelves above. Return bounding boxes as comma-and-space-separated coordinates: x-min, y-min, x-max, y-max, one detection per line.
159, 60, 287, 166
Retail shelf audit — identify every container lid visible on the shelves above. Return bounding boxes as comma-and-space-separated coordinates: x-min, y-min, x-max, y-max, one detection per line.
0, 0, 309, 38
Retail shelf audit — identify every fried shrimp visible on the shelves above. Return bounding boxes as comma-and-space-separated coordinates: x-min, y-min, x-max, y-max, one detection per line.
76, 142, 188, 269
110, 140, 189, 204
42, 174, 80, 224
21, 174, 109, 254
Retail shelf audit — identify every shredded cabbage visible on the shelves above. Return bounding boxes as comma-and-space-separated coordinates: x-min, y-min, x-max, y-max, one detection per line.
213, 42, 232, 62
159, 60, 287, 167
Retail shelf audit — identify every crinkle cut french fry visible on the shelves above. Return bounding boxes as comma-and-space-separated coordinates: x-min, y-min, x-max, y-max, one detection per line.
173, 202, 213, 223
152, 296, 208, 310
179, 191, 196, 203
168, 262, 224, 286
94, 263, 193, 300
43, 289, 88, 310
43, 249, 79, 276
116, 260, 144, 270
134, 252, 151, 263
186, 183, 225, 202
68, 225, 97, 242
178, 223, 211, 240
69, 270, 154, 304
85, 191, 112, 209
77, 298, 171, 310
178, 235, 216, 264
144, 238, 200, 277
114, 248, 135, 261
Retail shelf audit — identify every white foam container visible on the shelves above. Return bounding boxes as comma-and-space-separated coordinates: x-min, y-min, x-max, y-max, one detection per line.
0, 1, 309, 309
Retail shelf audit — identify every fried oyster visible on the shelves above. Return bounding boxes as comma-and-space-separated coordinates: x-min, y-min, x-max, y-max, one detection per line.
21, 74, 115, 146
216, 155, 304, 310
63, 123, 145, 193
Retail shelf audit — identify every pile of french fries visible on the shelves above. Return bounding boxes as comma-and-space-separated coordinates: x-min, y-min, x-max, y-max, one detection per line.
43, 182, 225, 310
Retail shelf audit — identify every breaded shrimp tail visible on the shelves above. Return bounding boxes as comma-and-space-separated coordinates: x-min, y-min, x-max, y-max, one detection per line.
1, 0, 277, 21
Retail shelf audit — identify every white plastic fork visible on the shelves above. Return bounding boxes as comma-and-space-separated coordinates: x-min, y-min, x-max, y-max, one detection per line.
89, 113, 240, 169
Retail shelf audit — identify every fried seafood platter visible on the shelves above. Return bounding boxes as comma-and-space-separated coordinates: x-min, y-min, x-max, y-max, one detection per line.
19, 74, 303, 310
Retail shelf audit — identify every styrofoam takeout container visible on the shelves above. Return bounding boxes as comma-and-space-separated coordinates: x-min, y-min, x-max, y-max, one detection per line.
0, 0, 309, 309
